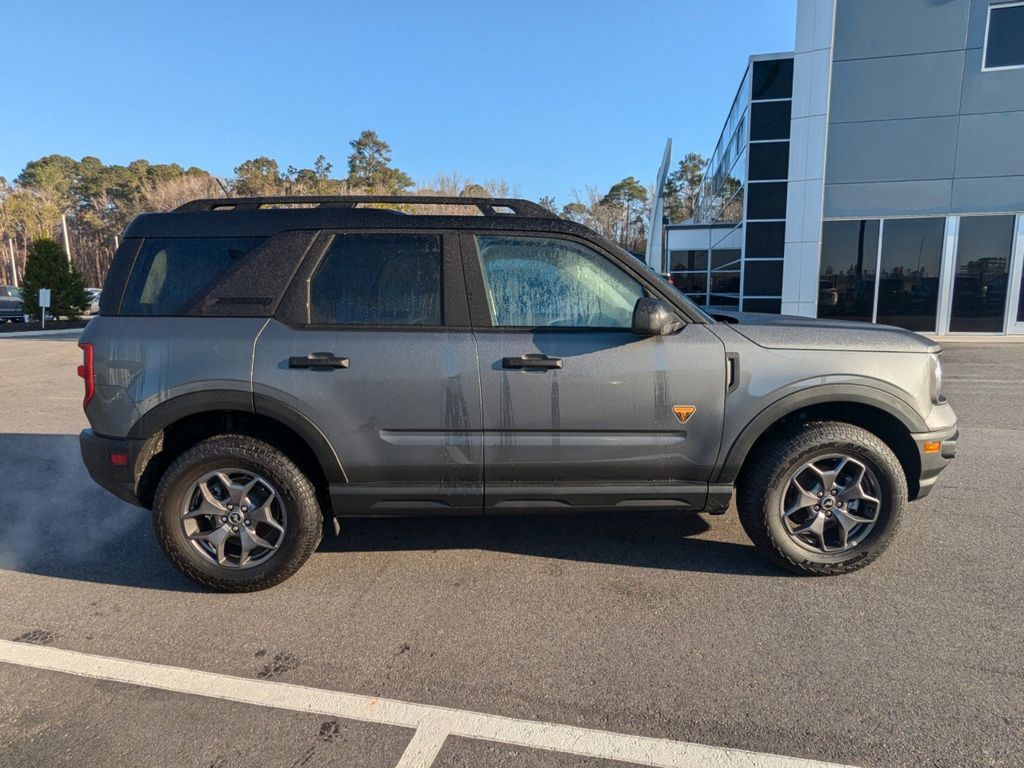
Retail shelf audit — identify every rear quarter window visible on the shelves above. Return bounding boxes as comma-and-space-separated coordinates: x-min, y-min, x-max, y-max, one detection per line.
120, 237, 265, 316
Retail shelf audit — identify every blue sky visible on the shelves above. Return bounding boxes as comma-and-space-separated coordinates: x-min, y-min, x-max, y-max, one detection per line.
3, 1, 796, 204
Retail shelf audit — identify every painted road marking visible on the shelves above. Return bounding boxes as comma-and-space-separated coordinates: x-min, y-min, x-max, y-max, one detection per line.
0, 639, 856, 768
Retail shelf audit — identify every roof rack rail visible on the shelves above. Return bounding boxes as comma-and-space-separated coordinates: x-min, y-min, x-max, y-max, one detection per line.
174, 195, 557, 218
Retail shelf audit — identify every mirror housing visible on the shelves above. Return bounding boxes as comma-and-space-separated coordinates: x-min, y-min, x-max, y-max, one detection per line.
631, 297, 683, 336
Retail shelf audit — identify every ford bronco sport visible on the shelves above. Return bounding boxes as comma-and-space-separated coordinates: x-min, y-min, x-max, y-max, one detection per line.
78, 196, 958, 591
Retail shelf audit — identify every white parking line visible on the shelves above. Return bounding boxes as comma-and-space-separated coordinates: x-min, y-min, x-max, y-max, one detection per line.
0, 639, 856, 768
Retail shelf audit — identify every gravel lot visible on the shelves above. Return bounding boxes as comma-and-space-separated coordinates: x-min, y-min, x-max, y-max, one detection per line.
0, 333, 1021, 767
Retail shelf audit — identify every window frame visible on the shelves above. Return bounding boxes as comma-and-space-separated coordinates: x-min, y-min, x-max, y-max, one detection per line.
275, 229, 469, 331
983, 1, 1024, 72
460, 231, 688, 332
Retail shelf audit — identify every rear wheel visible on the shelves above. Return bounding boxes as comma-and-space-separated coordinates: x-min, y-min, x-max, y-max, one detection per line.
736, 421, 906, 575
153, 435, 323, 591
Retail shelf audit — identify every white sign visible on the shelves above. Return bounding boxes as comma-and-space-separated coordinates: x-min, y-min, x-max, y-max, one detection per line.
38, 288, 51, 308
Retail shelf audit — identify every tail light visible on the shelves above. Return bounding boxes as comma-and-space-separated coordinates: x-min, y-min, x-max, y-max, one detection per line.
77, 342, 94, 407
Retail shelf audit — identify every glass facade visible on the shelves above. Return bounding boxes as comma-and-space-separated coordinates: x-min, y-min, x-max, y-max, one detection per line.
818, 214, 1023, 333
676, 56, 792, 312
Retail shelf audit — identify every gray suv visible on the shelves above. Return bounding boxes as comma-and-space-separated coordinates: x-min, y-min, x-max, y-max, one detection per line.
78, 196, 958, 591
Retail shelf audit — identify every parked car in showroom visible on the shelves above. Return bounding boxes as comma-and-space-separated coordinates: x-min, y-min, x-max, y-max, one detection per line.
78, 196, 958, 591
0, 285, 24, 322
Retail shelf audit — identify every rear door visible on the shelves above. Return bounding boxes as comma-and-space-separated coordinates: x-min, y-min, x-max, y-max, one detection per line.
253, 230, 483, 514
463, 232, 726, 512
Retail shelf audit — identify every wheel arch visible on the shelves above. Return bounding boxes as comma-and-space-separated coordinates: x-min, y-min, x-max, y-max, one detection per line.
128, 391, 345, 509
719, 386, 925, 500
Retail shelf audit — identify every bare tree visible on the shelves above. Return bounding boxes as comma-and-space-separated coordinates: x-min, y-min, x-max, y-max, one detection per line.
141, 173, 226, 212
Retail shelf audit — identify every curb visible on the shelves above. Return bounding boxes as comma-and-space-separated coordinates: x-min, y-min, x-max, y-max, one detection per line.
0, 327, 86, 338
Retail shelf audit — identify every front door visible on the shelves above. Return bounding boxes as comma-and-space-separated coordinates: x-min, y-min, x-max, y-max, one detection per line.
464, 233, 726, 512
254, 231, 483, 514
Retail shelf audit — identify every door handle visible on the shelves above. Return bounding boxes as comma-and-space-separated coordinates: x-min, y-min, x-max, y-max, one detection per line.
502, 354, 562, 370
288, 352, 350, 369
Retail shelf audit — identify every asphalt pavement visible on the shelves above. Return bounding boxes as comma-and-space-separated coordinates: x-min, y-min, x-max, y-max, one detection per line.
0, 334, 1020, 767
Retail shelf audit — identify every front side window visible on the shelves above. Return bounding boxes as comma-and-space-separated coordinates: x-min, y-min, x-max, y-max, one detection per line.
475, 236, 644, 328
121, 237, 265, 316
985, 2, 1024, 70
309, 233, 442, 326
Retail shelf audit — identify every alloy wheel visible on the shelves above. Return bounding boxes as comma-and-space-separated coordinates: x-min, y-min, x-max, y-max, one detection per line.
180, 468, 287, 569
779, 454, 881, 554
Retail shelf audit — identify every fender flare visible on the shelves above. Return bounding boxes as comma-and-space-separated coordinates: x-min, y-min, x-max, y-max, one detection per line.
713, 384, 927, 485
127, 389, 346, 484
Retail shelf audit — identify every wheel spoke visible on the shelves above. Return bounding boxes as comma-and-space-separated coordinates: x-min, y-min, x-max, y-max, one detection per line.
784, 477, 820, 518
792, 512, 827, 548
838, 480, 880, 510
189, 526, 231, 565
248, 495, 284, 533
185, 483, 227, 519
242, 525, 277, 552
832, 508, 859, 547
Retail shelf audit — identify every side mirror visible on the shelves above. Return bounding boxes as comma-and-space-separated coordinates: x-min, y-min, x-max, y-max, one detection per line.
631, 297, 683, 336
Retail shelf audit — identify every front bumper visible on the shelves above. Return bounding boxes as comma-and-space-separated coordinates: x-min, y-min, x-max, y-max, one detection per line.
910, 423, 958, 500
79, 429, 142, 506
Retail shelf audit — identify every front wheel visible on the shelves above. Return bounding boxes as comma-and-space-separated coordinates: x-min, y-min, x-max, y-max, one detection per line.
736, 421, 907, 575
153, 435, 323, 591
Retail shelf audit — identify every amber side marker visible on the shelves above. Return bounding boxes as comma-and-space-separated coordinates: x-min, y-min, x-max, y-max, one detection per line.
672, 405, 696, 424
923, 441, 942, 454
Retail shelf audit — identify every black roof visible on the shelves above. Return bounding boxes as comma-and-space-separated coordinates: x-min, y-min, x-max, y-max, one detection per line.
123, 195, 600, 240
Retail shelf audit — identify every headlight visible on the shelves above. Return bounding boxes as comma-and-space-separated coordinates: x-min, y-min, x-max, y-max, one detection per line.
930, 354, 943, 404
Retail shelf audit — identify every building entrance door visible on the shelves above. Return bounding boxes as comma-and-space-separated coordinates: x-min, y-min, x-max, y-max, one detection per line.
1008, 217, 1024, 335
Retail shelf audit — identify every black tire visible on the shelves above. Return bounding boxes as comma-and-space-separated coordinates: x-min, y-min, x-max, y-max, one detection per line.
153, 435, 323, 592
736, 421, 907, 576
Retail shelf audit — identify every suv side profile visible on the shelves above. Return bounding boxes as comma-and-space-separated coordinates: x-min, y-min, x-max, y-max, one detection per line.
78, 196, 958, 591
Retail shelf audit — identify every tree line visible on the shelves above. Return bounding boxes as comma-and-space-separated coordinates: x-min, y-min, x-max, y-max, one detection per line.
0, 129, 707, 288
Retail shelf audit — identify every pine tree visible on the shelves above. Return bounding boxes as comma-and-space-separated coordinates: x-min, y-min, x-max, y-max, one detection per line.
21, 237, 89, 319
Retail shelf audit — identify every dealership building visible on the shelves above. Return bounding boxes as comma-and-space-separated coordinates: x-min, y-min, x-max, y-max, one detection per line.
647, 0, 1024, 335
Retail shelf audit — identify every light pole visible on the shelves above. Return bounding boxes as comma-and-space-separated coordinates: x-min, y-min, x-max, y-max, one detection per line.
7, 238, 16, 287
61, 214, 72, 264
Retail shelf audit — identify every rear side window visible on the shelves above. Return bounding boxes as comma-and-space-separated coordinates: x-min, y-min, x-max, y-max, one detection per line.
309, 234, 442, 326
121, 237, 265, 316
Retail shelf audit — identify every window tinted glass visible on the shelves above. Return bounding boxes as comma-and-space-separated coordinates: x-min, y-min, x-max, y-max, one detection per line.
750, 101, 792, 140
121, 237, 265, 316
744, 260, 783, 295
877, 217, 945, 332
751, 59, 794, 100
818, 219, 879, 323
669, 249, 708, 271
310, 234, 442, 326
746, 182, 788, 219
748, 141, 790, 181
985, 4, 1024, 69
744, 298, 782, 314
711, 249, 741, 270
475, 236, 644, 328
745, 221, 786, 258
950, 215, 1014, 332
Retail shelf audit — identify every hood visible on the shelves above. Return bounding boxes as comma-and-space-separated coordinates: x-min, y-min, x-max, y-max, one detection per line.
708, 310, 940, 353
